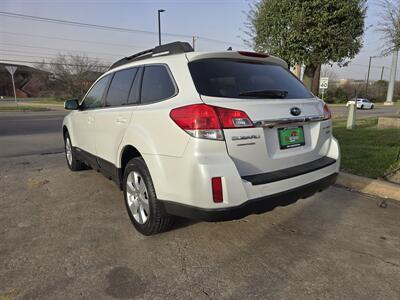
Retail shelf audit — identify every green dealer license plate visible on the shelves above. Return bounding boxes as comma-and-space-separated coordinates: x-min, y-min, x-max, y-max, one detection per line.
278, 126, 305, 149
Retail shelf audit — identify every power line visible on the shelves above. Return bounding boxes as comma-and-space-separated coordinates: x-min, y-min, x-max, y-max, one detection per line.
0, 11, 245, 47
349, 62, 392, 70
0, 31, 152, 49
0, 58, 110, 68
0, 48, 116, 62
0, 52, 113, 64
0, 42, 123, 57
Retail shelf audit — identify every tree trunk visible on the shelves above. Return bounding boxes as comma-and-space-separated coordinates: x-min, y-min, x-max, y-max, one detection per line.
311, 64, 321, 96
303, 63, 321, 96
303, 65, 315, 91
293, 64, 302, 79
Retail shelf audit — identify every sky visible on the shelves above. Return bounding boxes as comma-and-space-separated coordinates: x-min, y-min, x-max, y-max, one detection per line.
0, 0, 397, 81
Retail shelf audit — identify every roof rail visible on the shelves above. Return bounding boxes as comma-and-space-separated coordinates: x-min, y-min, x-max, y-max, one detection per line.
109, 41, 194, 70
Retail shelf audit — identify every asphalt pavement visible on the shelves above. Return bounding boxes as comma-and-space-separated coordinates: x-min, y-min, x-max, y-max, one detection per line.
0, 153, 399, 299
330, 104, 399, 119
0, 111, 67, 158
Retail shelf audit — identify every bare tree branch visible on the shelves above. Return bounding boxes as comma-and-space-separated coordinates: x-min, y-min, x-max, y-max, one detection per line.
35, 54, 107, 99
376, 0, 400, 55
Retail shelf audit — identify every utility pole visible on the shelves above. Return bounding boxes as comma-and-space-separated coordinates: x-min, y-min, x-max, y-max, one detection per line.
365, 56, 373, 97
157, 9, 165, 46
192, 36, 197, 50
380, 66, 385, 81
385, 49, 398, 106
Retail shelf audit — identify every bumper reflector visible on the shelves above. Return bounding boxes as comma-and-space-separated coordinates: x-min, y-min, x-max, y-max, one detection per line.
212, 177, 223, 203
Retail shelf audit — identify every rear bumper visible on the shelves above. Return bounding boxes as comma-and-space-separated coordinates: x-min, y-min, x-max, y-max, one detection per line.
160, 172, 338, 222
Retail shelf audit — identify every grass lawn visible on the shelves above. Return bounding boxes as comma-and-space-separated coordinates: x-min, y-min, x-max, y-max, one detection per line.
0, 105, 50, 112
333, 118, 400, 179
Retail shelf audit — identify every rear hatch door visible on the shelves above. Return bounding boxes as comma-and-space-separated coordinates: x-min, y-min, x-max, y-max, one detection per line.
188, 56, 332, 176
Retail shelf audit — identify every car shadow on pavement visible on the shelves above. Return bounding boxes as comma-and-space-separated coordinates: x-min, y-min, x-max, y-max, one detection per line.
169, 216, 199, 232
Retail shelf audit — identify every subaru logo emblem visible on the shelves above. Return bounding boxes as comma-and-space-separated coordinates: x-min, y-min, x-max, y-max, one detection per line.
290, 107, 301, 116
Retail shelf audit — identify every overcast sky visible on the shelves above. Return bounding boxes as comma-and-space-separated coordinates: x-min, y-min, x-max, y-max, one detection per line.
0, 0, 397, 81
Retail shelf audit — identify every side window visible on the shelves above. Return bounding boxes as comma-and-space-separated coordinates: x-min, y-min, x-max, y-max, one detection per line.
128, 67, 143, 104
106, 68, 138, 107
82, 75, 111, 109
141, 65, 176, 104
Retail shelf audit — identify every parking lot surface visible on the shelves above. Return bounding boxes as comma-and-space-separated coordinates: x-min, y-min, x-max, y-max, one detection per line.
1, 153, 399, 299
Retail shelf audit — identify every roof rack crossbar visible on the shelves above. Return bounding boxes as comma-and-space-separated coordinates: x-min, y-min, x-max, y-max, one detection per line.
109, 41, 193, 70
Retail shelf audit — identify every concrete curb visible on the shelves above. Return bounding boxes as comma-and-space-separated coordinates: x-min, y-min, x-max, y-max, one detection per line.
335, 172, 400, 201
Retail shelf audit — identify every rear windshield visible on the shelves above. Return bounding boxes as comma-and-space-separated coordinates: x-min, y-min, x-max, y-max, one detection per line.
188, 59, 313, 99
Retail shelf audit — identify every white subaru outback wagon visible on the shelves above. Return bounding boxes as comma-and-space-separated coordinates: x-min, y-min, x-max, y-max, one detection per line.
63, 42, 340, 235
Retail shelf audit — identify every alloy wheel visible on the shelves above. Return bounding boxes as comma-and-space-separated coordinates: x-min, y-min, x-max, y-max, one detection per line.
65, 137, 73, 166
126, 171, 150, 224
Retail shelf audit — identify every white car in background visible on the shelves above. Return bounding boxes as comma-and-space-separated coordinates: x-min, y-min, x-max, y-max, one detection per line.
346, 98, 375, 109
62, 42, 340, 235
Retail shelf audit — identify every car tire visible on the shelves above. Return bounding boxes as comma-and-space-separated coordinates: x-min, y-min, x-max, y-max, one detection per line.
123, 157, 174, 235
64, 132, 86, 171
371, 105, 374, 109
360, 105, 364, 109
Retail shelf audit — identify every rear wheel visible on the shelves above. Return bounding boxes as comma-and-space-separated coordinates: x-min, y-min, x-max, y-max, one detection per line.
123, 157, 174, 235
371, 104, 374, 109
64, 132, 85, 171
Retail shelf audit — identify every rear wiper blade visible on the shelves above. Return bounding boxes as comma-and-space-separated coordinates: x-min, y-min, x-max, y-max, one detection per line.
239, 89, 288, 99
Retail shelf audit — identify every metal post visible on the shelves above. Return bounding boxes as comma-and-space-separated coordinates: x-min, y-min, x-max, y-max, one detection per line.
385, 49, 398, 106
5, 65, 17, 106
157, 9, 165, 46
158, 12, 161, 46
346, 103, 356, 130
380, 66, 384, 81
192, 36, 197, 50
365, 56, 372, 97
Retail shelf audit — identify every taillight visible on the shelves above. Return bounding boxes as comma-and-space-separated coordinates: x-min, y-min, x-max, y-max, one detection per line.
169, 104, 254, 140
323, 103, 331, 120
211, 177, 223, 203
213, 106, 254, 129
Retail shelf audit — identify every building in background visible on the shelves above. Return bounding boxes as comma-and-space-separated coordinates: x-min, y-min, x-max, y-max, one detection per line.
0, 63, 50, 98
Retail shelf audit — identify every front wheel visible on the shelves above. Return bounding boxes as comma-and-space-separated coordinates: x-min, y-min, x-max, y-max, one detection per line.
64, 132, 86, 171
123, 157, 174, 235
371, 105, 374, 109
360, 105, 364, 109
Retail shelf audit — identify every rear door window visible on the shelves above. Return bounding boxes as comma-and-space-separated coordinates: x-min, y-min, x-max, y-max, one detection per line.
128, 67, 143, 104
140, 65, 176, 104
106, 68, 138, 107
188, 59, 313, 99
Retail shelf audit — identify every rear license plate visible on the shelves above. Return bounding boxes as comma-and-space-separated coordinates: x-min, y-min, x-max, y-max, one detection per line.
278, 126, 305, 149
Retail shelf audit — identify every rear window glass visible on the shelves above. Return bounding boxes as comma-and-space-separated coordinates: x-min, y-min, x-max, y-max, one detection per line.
188, 59, 313, 99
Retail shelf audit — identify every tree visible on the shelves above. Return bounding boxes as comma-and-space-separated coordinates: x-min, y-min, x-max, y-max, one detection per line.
244, 0, 366, 95
376, 0, 400, 55
35, 54, 107, 99
376, 0, 400, 104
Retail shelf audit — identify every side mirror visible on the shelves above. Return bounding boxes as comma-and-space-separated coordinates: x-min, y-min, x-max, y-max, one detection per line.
64, 99, 79, 110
